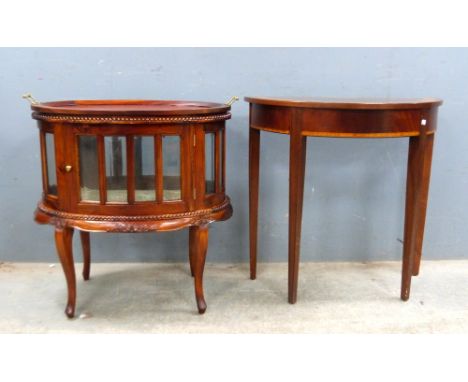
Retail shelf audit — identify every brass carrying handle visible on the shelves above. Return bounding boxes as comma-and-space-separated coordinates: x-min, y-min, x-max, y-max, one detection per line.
22, 93, 39, 105
226, 96, 239, 106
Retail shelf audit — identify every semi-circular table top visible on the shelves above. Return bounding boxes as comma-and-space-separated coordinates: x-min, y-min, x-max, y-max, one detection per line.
244, 96, 443, 110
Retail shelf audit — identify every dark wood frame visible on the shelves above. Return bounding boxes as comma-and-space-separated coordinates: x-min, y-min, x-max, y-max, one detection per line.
29, 99, 233, 317
246, 96, 443, 304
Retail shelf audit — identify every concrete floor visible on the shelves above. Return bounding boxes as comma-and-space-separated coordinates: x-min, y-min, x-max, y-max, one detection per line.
1, 261, 467, 333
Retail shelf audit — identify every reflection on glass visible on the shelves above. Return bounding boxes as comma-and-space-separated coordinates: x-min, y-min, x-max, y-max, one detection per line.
219, 130, 224, 190
45, 133, 57, 195
79, 136, 99, 202
134, 136, 156, 202
162, 135, 181, 200
205, 132, 215, 194
105, 136, 127, 202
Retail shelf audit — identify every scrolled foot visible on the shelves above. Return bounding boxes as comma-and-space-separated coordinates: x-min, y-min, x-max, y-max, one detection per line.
191, 225, 209, 314
196, 297, 207, 314
65, 303, 75, 318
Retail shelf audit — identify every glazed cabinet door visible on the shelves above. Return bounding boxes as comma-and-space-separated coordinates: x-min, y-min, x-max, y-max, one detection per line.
38, 121, 77, 210
199, 122, 226, 208
68, 125, 191, 215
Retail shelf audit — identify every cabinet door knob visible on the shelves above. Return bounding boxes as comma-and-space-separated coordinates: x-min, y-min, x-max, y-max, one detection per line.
64, 165, 72, 172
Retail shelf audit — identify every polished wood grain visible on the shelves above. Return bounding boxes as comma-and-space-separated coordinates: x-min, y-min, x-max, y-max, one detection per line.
412, 135, 434, 276
32, 99, 230, 116
401, 133, 435, 300
29, 99, 233, 317
191, 224, 209, 313
288, 110, 307, 304
80, 231, 91, 281
249, 121, 260, 280
249, 102, 440, 138
55, 226, 75, 318
244, 96, 443, 110
189, 226, 196, 277
246, 96, 442, 304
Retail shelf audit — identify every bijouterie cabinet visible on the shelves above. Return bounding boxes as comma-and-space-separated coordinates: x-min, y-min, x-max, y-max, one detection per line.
24, 94, 236, 317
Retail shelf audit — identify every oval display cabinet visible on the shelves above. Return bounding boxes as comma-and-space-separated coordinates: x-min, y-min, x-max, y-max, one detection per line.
25, 95, 236, 317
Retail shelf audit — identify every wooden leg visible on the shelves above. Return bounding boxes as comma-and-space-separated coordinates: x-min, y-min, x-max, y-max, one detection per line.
412, 134, 434, 276
288, 132, 307, 304
249, 127, 261, 280
401, 134, 434, 300
192, 224, 209, 314
54, 226, 76, 318
80, 231, 91, 281
189, 226, 196, 277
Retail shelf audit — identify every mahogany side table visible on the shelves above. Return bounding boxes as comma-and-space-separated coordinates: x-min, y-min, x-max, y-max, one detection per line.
24, 95, 236, 317
246, 96, 443, 303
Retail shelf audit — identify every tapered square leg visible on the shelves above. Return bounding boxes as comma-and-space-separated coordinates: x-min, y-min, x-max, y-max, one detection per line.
55, 226, 76, 318
249, 127, 261, 280
190, 224, 209, 314
401, 134, 434, 300
412, 135, 434, 276
80, 231, 91, 281
288, 131, 307, 304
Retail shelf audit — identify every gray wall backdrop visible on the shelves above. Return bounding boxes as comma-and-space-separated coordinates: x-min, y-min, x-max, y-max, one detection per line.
1, 48, 467, 262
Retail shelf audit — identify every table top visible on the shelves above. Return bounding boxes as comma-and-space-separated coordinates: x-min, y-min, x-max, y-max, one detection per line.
244, 96, 443, 110
31, 99, 231, 116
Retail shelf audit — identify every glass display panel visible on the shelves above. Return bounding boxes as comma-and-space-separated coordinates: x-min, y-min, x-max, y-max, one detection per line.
134, 136, 156, 202
105, 136, 127, 202
219, 130, 224, 190
45, 132, 57, 196
205, 132, 215, 194
162, 135, 181, 200
79, 136, 100, 202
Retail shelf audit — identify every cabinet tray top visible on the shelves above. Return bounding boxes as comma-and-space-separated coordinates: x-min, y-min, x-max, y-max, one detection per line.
31, 99, 231, 116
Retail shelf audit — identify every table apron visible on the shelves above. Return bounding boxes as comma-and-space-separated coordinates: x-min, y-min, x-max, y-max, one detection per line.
250, 104, 438, 137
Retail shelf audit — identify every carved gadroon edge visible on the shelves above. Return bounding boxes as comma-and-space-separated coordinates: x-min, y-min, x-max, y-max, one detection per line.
37, 198, 231, 222
32, 112, 231, 124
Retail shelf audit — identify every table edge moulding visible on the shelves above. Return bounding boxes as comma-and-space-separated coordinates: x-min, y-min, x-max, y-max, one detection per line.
245, 96, 443, 304
24, 94, 239, 318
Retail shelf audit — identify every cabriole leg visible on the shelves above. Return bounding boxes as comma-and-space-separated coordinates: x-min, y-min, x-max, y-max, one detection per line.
55, 226, 76, 318
80, 231, 91, 281
191, 224, 209, 314
189, 226, 196, 277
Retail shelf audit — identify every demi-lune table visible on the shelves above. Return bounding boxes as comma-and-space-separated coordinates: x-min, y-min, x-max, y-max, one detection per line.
246, 96, 443, 303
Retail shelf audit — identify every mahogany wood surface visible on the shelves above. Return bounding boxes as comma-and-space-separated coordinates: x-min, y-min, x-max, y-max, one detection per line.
28, 99, 233, 317
54, 226, 75, 318
32, 99, 230, 116
246, 96, 442, 304
190, 224, 209, 313
80, 231, 91, 281
249, 124, 260, 280
244, 96, 442, 110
